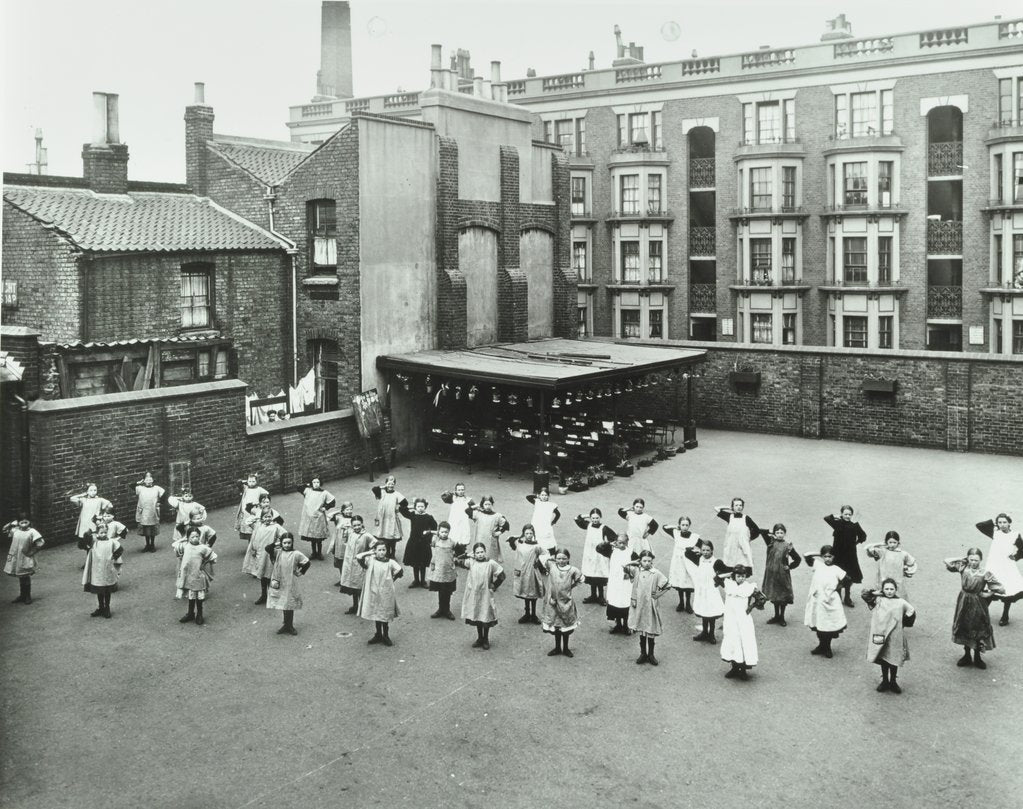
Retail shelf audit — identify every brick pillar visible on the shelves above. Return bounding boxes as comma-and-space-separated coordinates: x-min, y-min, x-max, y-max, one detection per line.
498, 145, 528, 342
185, 104, 215, 196
799, 355, 823, 438
551, 150, 577, 338
945, 362, 971, 451
436, 137, 467, 348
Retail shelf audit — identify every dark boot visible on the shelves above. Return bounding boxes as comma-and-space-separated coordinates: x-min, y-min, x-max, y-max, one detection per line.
957, 647, 973, 667
346, 594, 359, 614
888, 668, 902, 694
811, 632, 826, 656
195, 600, 205, 626
481, 625, 491, 651
725, 662, 740, 679
562, 632, 573, 658
472, 625, 484, 648
778, 604, 788, 627
19, 576, 32, 605
766, 603, 781, 624
381, 622, 393, 647
877, 663, 891, 692
180, 599, 196, 623
999, 603, 1010, 627
548, 631, 563, 656
646, 637, 658, 666
973, 649, 987, 669
636, 636, 648, 664
675, 589, 685, 612
255, 578, 269, 605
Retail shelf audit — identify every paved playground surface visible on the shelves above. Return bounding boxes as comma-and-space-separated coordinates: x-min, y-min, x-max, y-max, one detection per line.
1, 429, 1021, 809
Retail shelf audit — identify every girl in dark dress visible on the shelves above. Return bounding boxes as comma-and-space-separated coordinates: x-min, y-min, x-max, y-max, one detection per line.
399, 497, 437, 588
824, 506, 867, 606
944, 547, 1005, 670
759, 523, 801, 626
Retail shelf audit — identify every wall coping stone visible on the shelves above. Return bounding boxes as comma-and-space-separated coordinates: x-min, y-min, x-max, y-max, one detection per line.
246, 408, 354, 435
28, 379, 248, 414
624, 339, 1023, 366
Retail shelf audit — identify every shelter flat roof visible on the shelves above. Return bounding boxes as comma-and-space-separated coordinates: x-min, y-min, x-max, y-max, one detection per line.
377, 339, 704, 390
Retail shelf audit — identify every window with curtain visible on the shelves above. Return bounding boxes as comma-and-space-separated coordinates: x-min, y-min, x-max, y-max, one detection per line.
309, 199, 337, 271
648, 240, 663, 282
781, 238, 796, 282
750, 168, 772, 210
844, 237, 868, 284
647, 175, 662, 214
750, 239, 772, 283
844, 162, 868, 206
180, 266, 212, 329
751, 313, 773, 344
843, 316, 868, 348
620, 174, 639, 214
621, 241, 641, 282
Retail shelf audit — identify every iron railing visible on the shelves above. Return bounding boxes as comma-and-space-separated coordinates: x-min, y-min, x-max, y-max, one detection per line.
689, 227, 716, 255
689, 157, 715, 188
928, 141, 963, 176
689, 284, 717, 312
927, 220, 963, 254
927, 285, 963, 317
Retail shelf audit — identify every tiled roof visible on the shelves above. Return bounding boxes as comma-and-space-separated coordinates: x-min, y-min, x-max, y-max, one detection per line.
207, 135, 315, 185
3, 184, 288, 253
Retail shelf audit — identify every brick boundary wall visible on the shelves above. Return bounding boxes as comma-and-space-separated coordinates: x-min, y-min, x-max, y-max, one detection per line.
26, 380, 368, 543
620, 340, 1022, 456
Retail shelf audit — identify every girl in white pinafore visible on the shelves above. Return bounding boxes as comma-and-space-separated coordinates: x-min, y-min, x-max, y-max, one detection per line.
715, 499, 761, 570
662, 516, 700, 613
617, 499, 659, 556
803, 545, 849, 658
684, 541, 732, 643
597, 533, 634, 634
575, 509, 615, 605
526, 488, 560, 552
296, 478, 336, 560
720, 565, 765, 679
266, 534, 311, 636
975, 513, 1023, 626
79, 523, 121, 618
132, 472, 165, 552
372, 476, 407, 560
441, 484, 474, 547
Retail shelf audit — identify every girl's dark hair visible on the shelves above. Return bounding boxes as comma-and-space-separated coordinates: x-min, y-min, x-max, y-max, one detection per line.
966, 546, 984, 560
772, 523, 786, 533
633, 497, 645, 507
437, 520, 451, 531
413, 497, 428, 508
351, 515, 364, 524
732, 564, 751, 577
840, 504, 854, 514
996, 512, 1013, 526
638, 549, 655, 560
677, 515, 692, 524
700, 540, 715, 552
472, 542, 487, 553
884, 530, 901, 543
880, 577, 899, 592
522, 523, 536, 534
731, 497, 745, 508
186, 526, 202, 538
589, 508, 603, 517
480, 495, 495, 506
555, 547, 571, 559
820, 544, 835, 555
280, 532, 294, 542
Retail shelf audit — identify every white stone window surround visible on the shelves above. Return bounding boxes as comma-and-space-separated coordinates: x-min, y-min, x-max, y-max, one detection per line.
826, 293, 901, 349
826, 153, 902, 209
736, 219, 804, 285
736, 159, 804, 210
827, 217, 901, 286
830, 79, 897, 138
612, 222, 668, 283
612, 289, 668, 340
919, 95, 969, 116
735, 292, 803, 346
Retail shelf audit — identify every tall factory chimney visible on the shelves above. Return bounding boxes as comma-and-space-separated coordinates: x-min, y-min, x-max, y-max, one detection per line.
316, 1, 353, 99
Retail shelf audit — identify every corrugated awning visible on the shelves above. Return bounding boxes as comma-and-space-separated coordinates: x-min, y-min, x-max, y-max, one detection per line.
376, 338, 704, 391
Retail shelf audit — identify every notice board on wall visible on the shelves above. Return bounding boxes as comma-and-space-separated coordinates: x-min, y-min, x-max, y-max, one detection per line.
351, 388, 384, 440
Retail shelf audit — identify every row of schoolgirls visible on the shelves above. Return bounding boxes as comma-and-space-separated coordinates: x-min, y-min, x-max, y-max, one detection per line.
5, 474, 1022, 690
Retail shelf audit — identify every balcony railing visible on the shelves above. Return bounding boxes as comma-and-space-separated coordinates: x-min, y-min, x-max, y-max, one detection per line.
928, 141, 963, 176
927, 285, 963, 318
345, 98, 370, 113
999, 21, 1023, 39
689, 157, 715, 188
834, 37, 894, 58
506, 80, 526, 96
616, 65, 663, 83
927, 220, 963, 254
383, 92, 419, 109
689, 283, 717, 312
689, 226, 716, 256
681, 57, 720, 76
301, 103, 333, 118
920, 27, 968, 48
542, 73, 585, 92
741, 48, 795, 69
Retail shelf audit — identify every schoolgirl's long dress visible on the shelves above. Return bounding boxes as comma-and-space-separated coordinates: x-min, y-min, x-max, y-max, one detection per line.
947, 559, 1003, 651
577, 517, 615, 585
266, 548, 311, 611
133, 482, 165, 539
471, 509, 509, 564
540, 561, 583, 634
358, 557, 403, 622
760, 533, 801, 604
72, 494, 112, 539
459, 558, 505, 627
976, 520, 1023, 603
625, 566, 670, 637
618, 509, 658, 556
684, 547, 731, 619
804, 559, 848, 637
372, 486, 407, 553
599, 543, 634, 622
339, 530, 375, 596
175, 540, 217, 601
244, 520, 286, 579
442, 492, 474, 547
296, 485, 336, 542
508, 536, 545, 600
865, 594, 914, 667
824, 514, 866, 584
662, 525, 699, 589
527, 496, 560, 552
235, 483, 269, 537
865, 545, 917, 600
717, 510, 760, 570
720, 579, 762, 667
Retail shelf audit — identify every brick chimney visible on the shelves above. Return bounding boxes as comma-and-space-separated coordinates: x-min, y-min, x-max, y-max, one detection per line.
821, 13, 854, 41
184, 82, 214, 195
82, 92, 128, 194
316, 1, 353, 99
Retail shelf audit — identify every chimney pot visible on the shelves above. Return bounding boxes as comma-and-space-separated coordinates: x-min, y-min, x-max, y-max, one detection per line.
448, 68, 459, 92
194, 82, 206, 104
431, 44, 443, 69
490, 60, 501, 85
473, 76, 484, 97
92, 92, 121, 144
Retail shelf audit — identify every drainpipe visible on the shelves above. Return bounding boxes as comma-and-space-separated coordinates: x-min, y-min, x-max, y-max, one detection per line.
15, 394, 31, 521
264, 188, 300, 386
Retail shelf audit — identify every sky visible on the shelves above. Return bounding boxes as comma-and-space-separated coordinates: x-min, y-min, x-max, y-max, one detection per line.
1, 0, 1015, 183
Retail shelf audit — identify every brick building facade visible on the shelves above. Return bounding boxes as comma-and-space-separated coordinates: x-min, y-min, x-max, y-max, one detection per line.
288, 15, 1023, 356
